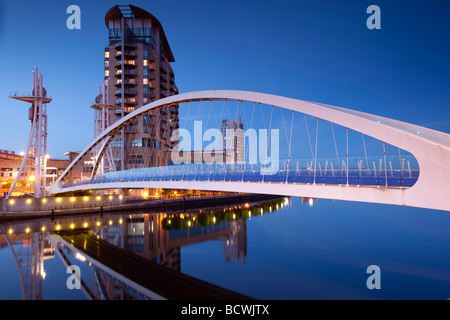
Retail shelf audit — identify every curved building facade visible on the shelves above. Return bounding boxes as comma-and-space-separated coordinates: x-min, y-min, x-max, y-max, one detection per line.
103, 5, 179, 170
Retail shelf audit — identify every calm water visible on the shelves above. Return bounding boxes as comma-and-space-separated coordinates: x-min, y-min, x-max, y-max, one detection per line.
1, 197, 450, 300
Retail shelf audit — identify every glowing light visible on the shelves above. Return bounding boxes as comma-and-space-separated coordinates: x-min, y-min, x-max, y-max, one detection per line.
213, 217, 216, 223
109, 195, 113, 200
41, 226, 46, 232
244, 203, 249, 208
29, 175, 35, 182
70, 223, 75, 229
83, 223, 88, 228
8, 229, 13, 235
109, 220, 113, 225
56, 225, 61, 231
71, 197, 76, 202
119, 195, 123, 200
96, 196, 101, 201
96, 221, 101, 227
83, 196, 89, 201
75, 252, 86, 262
168, 219, 171, 225
308, 198, 314, 207
155, 192, 159, 196
119, 219, 123, 224
248, 211, 252, 217
9, 200, 14, 205
26, 199, 32, 204
19, 152, 25, 156
260, 208, 263, 214
143, 192, 149, 198
232, 214, 236, 220
25, 227, 30, 234
187, 221, 191, 227
56, 198, 62, 203
42, 198, 47, 204
40, 269, 46, 280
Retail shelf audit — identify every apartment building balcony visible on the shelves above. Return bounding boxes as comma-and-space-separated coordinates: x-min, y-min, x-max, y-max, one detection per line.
160, 64, 168, 74
115, 98, 137, 105
160, 82, 168, 90
114, 89, 137, 96
160, 73, 168, 82
114, 42, 137, 49
161, 91, 168, 98
115, 60, 137, 68
115, 51, 136, 58
115, 79, 136, 86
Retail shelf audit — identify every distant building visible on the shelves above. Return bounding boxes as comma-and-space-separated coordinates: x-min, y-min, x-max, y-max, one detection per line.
0, 150, 70, 197
219, 117, 245, 163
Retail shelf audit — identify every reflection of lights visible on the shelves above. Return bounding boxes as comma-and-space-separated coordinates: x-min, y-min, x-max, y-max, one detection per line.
260, 208, 263, 214
40, 269, 46, 280
269, 206, 272, 212
75, 252, 87, 262
168, 219, 171, 225
284, 197, 289, 205
213, 217, 216, 223
232, 214, 236, 220
308, 198, 314, 207
248, 211, 252, 217
187, 221, 191, 227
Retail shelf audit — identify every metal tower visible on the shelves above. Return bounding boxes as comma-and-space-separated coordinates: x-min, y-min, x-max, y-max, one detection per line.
7, 67, 52, 199
90, 79, 119, 176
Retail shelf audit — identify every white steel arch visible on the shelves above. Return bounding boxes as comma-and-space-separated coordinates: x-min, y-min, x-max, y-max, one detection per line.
50, 90, 450, 212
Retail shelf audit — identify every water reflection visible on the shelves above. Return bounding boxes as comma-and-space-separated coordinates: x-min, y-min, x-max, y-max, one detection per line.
0, 196, 288, 300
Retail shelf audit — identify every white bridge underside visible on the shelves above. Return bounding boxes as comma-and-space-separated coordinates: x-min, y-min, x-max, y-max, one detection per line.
50, 90, 450, 212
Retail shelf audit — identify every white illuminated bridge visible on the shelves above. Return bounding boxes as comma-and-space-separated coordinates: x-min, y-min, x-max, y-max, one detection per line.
49, 91, 450, 212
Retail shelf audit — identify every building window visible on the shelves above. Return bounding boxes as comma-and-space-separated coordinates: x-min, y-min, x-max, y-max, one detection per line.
105, 51, 110, 58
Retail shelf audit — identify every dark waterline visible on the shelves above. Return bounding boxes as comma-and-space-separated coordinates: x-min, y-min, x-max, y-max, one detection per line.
0, 197, 449, 300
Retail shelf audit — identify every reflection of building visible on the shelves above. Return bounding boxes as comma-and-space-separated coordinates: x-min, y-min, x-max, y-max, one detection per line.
103, 5, 179, 170
96, 213, 247, 271
223, 220, 247, 263
220, 118, 244, 163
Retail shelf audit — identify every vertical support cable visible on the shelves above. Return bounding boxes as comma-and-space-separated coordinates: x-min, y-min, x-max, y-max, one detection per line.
346, 127, 349, 186
286, 110, 294, 183
314, 117, 319, 184
383, 141, 388, 187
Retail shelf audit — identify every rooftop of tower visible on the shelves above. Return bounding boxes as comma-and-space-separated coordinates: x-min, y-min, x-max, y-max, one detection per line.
105, 4, 175, 62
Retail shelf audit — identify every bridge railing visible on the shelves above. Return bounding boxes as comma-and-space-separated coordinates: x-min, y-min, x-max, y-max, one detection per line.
60, 155, 419, 190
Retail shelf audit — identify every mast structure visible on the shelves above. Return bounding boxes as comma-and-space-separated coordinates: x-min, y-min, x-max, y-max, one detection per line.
7, 67, 52, 199
90, 78, 119, 176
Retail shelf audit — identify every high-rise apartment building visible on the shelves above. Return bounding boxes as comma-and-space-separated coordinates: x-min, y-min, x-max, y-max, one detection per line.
102, 5, 179, 170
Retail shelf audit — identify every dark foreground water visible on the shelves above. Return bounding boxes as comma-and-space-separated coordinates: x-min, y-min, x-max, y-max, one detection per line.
1, 196, 450, 300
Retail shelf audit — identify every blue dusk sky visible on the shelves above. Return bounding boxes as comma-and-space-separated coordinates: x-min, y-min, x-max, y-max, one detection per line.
0, 0, 449, 158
